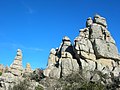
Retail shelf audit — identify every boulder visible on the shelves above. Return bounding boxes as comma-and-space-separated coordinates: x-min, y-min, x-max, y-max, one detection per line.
74, 28, 96, 61
93, 39, 119, 60
93, 14, 107, 27
60, 36, 73, 55
47, 48, 58, 66
80, 59, 96, 71
60, 58, 79, 77
86, 17, 93, 27
49, 66, 61, 79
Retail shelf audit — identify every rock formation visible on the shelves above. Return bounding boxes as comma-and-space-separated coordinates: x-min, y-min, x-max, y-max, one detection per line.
10, 49, 23, 76
25, 63, 32, 73
0, 14, 120, 90
0, 64, 4, 73
44, 14, 120, 80
0, 49, 35, 90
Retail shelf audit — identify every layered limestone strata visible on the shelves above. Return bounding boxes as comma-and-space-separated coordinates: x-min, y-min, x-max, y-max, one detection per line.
25, 63, 32, 73
44, 14, 120, 79
0, 50, 34, 90
10, 49, 23, 76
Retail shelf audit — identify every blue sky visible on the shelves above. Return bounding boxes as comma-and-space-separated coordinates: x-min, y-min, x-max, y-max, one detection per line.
0, 0, 120, 69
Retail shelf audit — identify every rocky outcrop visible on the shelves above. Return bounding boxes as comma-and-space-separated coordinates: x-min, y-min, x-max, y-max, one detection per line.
0, 14, 120, 90
89, 15, 119, 60
0, 49, 35, 90
0, 64, 4, 73
74, 28, 96, 61
44, 14, 120, 80
10, 49, 23, 76
0, 49, 24, 90
25, 63, 32, 73
44, 36, 79, 78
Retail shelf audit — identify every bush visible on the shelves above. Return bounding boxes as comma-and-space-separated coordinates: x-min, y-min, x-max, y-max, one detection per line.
0, 72, 2, 76
31, 68, 45, 82
11, 79, 31, 90
35, 85, 44, 90
59, 70, 106, 90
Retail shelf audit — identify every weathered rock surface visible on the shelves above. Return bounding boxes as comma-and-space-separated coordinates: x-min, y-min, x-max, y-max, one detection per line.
61, 58, 79, 77
44, 36, 80, 78
10, 49, 23, 76
0, 49, 36, 90
0, 64, 4, 73
0, 14, 120, 90
25, 63, 32, 73
44, 14, 120, 80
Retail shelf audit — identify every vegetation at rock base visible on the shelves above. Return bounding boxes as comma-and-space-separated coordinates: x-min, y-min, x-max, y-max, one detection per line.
57, 71, 106, 90
31, 68, 45, 82
4, 68, 120, 90
10, 79, 31, 90
35, 85, 44, 90
38, 69, 120, 90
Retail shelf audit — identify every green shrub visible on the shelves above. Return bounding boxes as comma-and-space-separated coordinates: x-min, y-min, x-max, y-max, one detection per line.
11, 79, 31, 90
35, 85, 44, 90
31, 68, 45, 82
59, 70, 106, 90
0, 72, 2, 76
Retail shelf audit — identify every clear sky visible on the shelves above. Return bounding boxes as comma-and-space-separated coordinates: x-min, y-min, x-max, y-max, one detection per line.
0, 0, 120, 69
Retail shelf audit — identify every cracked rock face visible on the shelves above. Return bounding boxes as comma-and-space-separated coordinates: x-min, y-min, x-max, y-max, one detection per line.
44, 14, 120, 79
89, 18, 119, 60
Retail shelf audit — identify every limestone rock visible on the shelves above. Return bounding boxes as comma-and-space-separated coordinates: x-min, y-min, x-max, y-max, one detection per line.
25, 63, 32, 73
97, 58, 114, 67
0, 72, 24, 90
43, 68, 53, 77
0, 64, 4, 73
90, 24, 103, 41
86, 17, 93, 27
93, 39, 119, 60
61, 36, 71, 52
88, 15, 119, 60
60, 36, 73, 55
61, 52, 73, 59
10, 49, 23, 76
49, 66, 61, 79
47, 48, 58, 66
74, 28, 96, 61
80, 59, 96, 71
93, 14, 107, 27
61, 58, 79, 77
44, 14, 120, 80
